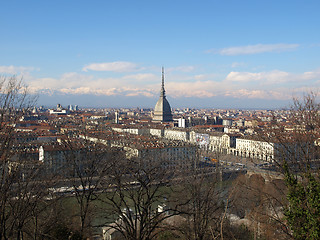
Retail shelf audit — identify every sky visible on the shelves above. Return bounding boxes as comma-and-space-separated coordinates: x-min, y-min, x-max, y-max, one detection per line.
1, 0, 320, 109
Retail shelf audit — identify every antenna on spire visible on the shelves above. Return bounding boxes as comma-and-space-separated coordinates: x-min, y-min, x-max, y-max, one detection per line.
162, 66, 164, 88
160, 67, 165, 96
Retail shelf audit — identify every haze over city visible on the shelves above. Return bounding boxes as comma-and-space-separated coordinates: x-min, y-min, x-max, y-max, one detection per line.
1, 0, 320, 108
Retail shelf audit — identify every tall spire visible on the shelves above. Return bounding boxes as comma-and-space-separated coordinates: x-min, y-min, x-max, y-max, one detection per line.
153, 67, 173, 122
161, 66, 165, 97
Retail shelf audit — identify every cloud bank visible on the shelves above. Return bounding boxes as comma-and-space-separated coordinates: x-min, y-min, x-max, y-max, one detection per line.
0, 65, 36, 74
3, 63, 319, 107
26, 68, 320, 102
208, 43, 299, 56
82, 61, 139, 72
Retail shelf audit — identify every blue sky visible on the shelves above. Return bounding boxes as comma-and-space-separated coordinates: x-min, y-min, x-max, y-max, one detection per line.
1, 0, 320, 109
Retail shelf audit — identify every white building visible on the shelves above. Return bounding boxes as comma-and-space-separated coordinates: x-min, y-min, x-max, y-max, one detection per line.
49, 109, 68, 115
232, 138, 275, 161
178, 118, 186, 128
149, 128, 164, 138
112, 127, 149, 135
164, 129, 190, 141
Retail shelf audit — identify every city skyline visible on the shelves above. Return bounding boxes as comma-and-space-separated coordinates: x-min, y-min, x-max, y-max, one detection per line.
1, 0, 320, 109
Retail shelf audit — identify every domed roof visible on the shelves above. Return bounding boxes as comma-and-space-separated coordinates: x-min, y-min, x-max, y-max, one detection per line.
153, 95, 173, 122
154, 96, 171, 113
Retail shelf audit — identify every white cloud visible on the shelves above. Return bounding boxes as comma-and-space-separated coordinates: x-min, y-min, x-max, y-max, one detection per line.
209, 43, 299, 56
28, 78, 60, 94
125, 90, 154, 97
226, 72, 261, 83
227, 89, 291, 100
27, 71, 158, 97
225, 69, 320, 86
166, 80, 222, 98
24, 66, 320, 102
167, 66, 195, 73
82, 61, 138, 72
122, 73, 157, 82
194, 74, 217, 81
0, 65, 36, 74
226, 70, 290, 84
302, 69, 320, 81
221, 69, 320, 99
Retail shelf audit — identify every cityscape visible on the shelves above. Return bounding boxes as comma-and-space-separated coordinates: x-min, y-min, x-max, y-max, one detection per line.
0, 69, 317, 239
1, 1, 320, 240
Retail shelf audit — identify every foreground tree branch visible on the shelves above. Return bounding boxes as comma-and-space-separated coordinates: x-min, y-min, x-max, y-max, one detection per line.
256, 92, 320, 239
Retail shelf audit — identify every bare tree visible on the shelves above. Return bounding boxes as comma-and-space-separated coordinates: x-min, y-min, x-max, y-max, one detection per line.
59, 133, 121, 238
175, 165, 223, 240
99, 155, 183, 240
256, 92, 320, 239
230, 173, 291, 240
4, 160, 56, 239
0, 76, 50, 239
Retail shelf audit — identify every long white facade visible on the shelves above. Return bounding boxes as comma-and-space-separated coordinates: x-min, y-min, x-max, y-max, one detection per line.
231, 138, 275, 161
